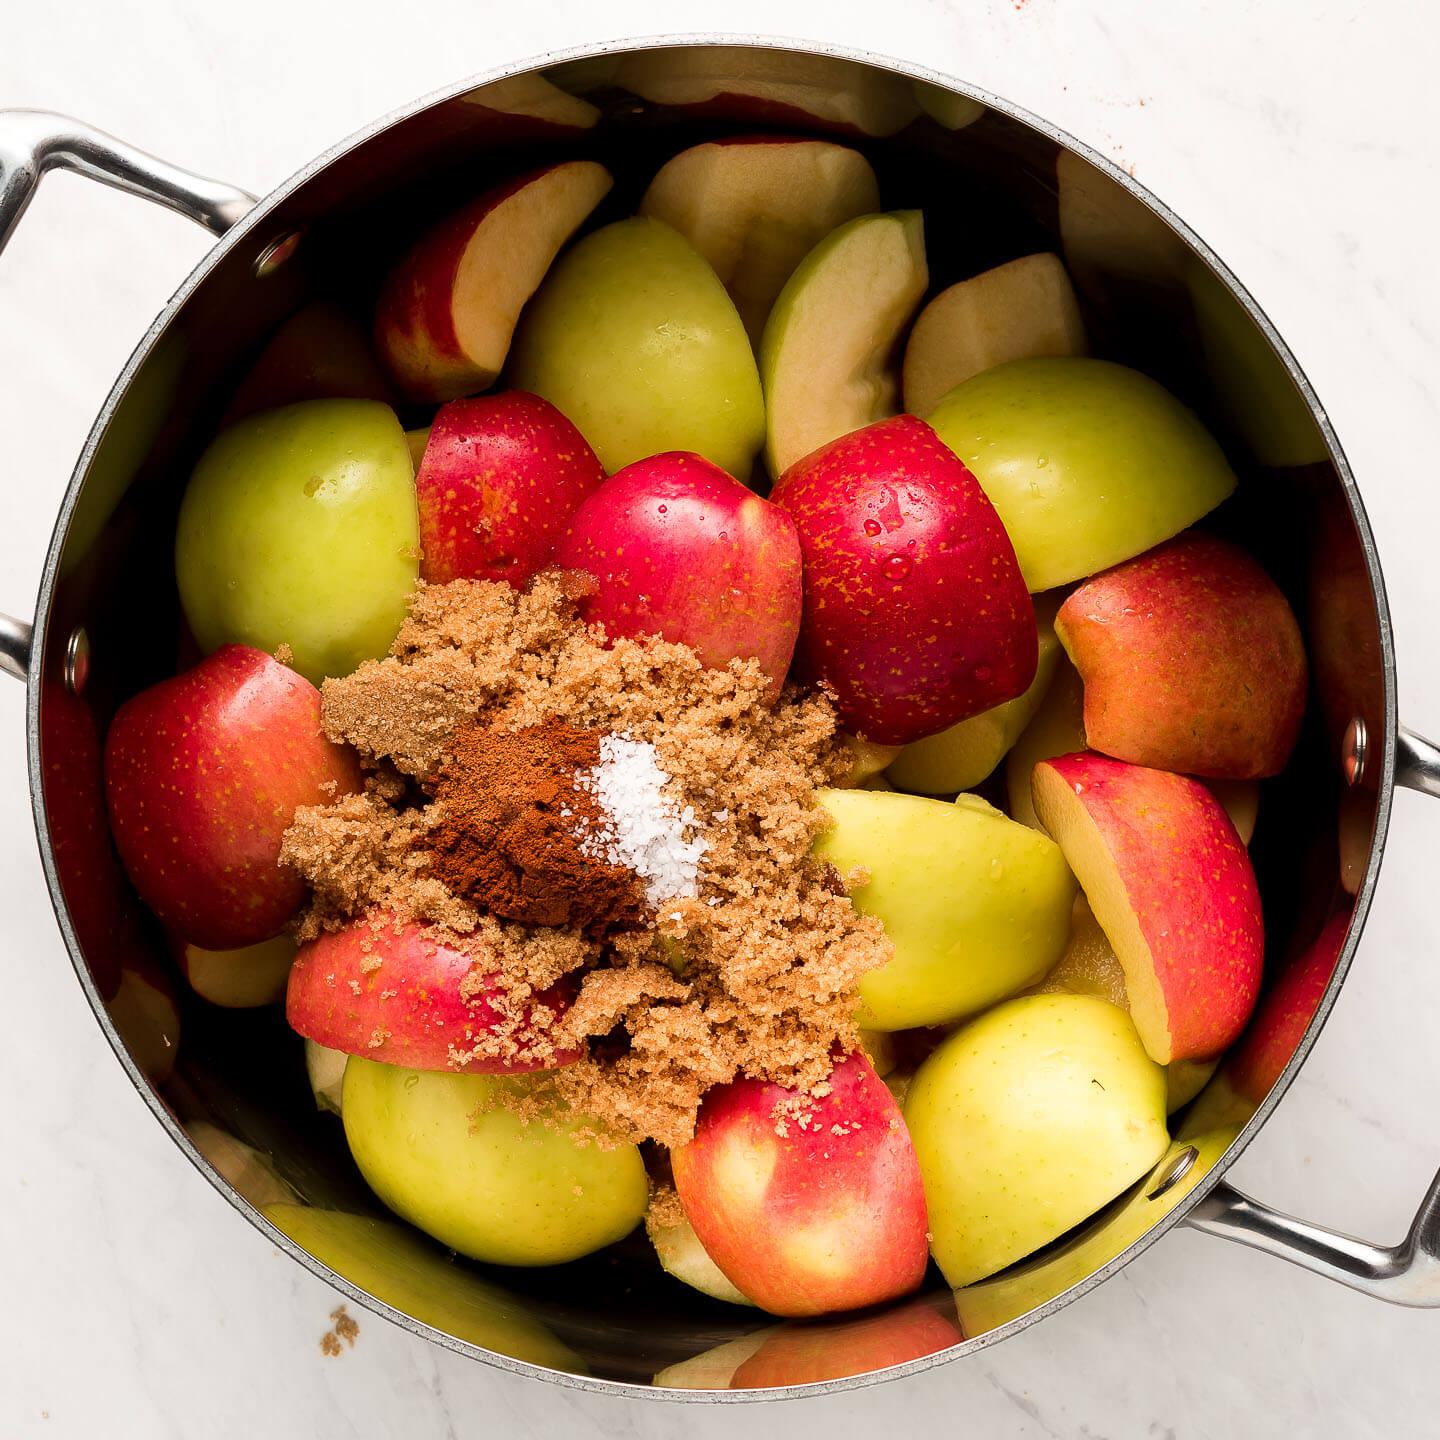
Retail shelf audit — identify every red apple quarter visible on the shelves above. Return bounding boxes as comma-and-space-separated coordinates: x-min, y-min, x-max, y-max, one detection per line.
416, 391, 605, 586
1031, 752, 1264, 1065
375, 160, 613, 403
554, 451, 803, 699
771, 414, 1036, 745
671, 1050, 929, 1317
104, 644, 362, 949
286, 913, 579, 1072
1056, 532, 1307, 779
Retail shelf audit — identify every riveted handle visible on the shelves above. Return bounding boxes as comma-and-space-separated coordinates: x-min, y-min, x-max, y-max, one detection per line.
1183, 725, 1440, 1306
0, 110, 258, 684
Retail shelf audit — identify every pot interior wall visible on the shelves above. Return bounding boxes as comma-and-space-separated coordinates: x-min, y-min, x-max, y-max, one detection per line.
33, 44, 1388, 1390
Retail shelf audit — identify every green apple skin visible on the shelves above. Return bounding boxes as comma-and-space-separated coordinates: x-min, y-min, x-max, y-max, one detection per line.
951, 1125, 1237, 1335
175, 399, 419, 685
905, 993, 1170, 1287
927, 357, 1237, 592
509, 217, 764, 479
263, 1204, 579, 1370
886, 593, 1063, 795
814, 788, 1076, 1030
341, 1059, 648, 1267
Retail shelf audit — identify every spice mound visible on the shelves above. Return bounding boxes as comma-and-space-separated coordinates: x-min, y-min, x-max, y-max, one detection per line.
281, 571, 891, 1149
424, 718, 651, 933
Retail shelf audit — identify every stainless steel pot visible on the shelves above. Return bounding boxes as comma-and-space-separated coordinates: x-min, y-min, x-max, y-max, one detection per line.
4, 34, 1438, 1401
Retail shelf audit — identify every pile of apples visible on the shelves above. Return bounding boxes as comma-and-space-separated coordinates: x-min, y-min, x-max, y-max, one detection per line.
97, 127, 1324, 1321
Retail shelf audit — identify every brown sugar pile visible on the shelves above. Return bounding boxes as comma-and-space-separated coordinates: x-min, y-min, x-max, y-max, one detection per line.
280, 571, 892, 1149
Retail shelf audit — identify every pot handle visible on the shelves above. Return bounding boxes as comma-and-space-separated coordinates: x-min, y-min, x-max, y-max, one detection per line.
1184, 724, 1440, 1305
0, 110, 257, 684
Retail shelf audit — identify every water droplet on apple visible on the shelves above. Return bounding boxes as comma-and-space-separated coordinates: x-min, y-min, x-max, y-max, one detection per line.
1036, 455, 1049, 468
882, 556, 912, 581
990, 858, 1004, 879
403, 1073, 419, 1090
863, 518, 882, 537
656, 504, 667, 515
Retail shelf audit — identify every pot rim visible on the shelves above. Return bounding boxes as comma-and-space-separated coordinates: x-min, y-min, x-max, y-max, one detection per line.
23, 30, 1399, 1402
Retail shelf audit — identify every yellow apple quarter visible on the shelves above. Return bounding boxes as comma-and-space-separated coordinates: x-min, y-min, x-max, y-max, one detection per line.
904, 993, 1170, 1287
813, 788, 1076, 1030
927, 357, 1238, 592
341, 1059, 649, 1267
509, 217, 764, 480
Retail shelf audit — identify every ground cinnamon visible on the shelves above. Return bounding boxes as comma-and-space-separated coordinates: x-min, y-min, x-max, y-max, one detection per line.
423, 718, 646, 934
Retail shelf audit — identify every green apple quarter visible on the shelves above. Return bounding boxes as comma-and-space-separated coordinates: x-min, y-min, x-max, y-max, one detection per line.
509, 217, 764, 479
904, 993, 1169, 1287
813, 787, 1076, 1030
927, 357, 1237, 591
175, 398, 419, 685
341, 1059, 649, 1267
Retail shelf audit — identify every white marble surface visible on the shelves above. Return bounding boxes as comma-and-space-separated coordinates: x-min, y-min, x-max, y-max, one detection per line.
2, 1, 1439, 1434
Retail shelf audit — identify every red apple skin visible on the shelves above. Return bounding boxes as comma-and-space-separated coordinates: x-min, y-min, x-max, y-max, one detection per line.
104, 645, 363, 950
1228, 908, 1349, 1103
771, 415, 1037, 745
374, 162, 610, 404
416, 391, 606, 586
553, 451, 803, 700
1056, 533, 1307, 779
729, 1300, 962, 1388
1032, 753, 1264, 1065
671, 1051, 929, 1318
286, 914, 579, 1072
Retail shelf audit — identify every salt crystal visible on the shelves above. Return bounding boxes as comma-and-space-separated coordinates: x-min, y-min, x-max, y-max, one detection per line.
576, 734, 707, 905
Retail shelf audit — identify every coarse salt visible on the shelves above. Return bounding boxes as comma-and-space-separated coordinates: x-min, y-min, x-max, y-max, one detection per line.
575, 733, 707, 906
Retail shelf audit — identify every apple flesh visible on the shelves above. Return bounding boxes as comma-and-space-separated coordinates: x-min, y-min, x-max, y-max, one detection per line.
175, 932, 297, 1008
639, 136, 880, 343
553, 451, 802, 699
813, 788, 1076, 1030
1032, 753, 1264, 1065
415, 391, 605, 587
1056, 532, 1307, 779
886, 592, 1063, 795
286, 913, 578, 1073
902, 254, 1088, 419
1005, 656, 1087, 829
174, 398, 420, 686
836, 733, 903, 787
342, 1058, 649, 1266
646, 1192, 756, 1307
510, 216, 764, 480
613, 47, 919, 138
671, 1051, 928, 1317
771, 414, 1036, 745
761, 211, 928, 477
927, 357, 1238, 592
375, 160, 612, 403
104, 645, 362, 949
107, 954, 181, 1084
905, 993, 1170, 1287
